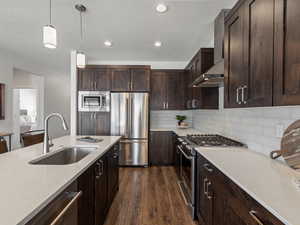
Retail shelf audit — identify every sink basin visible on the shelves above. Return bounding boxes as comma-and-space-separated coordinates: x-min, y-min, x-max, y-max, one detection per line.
29, 147, 98, 165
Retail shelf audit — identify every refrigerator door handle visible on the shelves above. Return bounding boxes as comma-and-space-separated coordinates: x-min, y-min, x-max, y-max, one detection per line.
119, 139, 148, 144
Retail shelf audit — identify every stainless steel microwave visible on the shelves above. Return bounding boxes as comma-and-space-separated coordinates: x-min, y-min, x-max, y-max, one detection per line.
78, 91, 110, 112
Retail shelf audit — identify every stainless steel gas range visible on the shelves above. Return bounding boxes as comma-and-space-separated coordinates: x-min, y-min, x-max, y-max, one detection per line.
176, 134, 246, 219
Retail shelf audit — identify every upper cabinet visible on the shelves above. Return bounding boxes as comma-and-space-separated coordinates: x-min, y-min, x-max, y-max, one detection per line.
111, 66, 150, 92
185, 48, 219, 110
78, 65, 150, 92
150, 70, 185, 110
78, 68, 111, 91
273, 0, 300, 105
225, 0, 300, 108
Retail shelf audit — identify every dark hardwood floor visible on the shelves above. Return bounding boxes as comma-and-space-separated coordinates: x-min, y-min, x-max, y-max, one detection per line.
104, 166, 198, 225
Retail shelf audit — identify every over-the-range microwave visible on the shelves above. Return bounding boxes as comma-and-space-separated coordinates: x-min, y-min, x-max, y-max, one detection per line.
78, 91, 110, 112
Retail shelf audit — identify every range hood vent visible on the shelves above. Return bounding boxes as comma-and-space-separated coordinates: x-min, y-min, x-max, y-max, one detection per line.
191, 60, 224, 87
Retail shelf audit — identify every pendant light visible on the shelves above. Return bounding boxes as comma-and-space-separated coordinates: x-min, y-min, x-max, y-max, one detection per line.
75, 4, 87, 68
43, 0, 57, 49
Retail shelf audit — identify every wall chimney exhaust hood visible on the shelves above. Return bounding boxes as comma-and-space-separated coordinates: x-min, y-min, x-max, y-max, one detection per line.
191, 60, 224, 87
191, 9, 229, 88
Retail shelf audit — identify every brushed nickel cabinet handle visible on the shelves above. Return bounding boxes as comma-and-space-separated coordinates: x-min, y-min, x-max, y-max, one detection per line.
236, 87, 242, 104
206, 181, 212, 199
203, 178, 208, 196
242, 85, 248, 104
50, 191, 82, 225
95, 162, 101, 179
249, 210, 264, 225
203, 163, 213, 173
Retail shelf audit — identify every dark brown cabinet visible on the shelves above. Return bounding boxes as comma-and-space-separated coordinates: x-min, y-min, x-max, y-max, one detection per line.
185, 49, 218, 110
78, 144, 119, 225
225, 0, 300, 108
196, 153, 285, 225
111, 66, 151, 92
111, 68, 131, 91
224, 6, 245, 108
77, 112, 110, 136
107, 144, 119, 206
150, 70, 185, 110
78, 68, 111, 91
173, 135, 181, 177
131, 68, 151, 91
150, 131, 174, 166
273, 0, 300, 106
94, 157, 108, 225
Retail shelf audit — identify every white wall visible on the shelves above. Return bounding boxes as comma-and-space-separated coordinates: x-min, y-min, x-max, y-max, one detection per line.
0, 49, 70, 149
0, 53, 13, 134
192, 87, 300, 156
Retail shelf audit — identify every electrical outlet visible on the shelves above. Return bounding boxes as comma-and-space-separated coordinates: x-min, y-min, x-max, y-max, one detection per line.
276, 124, 284, 138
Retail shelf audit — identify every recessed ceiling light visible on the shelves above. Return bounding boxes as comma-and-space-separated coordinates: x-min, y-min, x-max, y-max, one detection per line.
104, 41, 113, 47
156, 3, 168, 13
154, 41, 162, 47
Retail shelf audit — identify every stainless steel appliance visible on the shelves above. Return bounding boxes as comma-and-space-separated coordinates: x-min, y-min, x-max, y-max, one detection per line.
177, 134, 245, 219
78, 91, 110, 112
111, 93, 149, 166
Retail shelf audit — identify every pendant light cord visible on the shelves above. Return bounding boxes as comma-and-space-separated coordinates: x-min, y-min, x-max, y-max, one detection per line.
49, 0, 52, 24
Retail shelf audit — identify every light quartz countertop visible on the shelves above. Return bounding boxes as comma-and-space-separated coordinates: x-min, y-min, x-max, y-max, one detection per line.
196, 146, 300, 225
0, 135, 121, 225
150, 127, 201, 136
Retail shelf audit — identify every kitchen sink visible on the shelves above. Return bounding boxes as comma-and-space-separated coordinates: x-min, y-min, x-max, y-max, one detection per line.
29, 147, 98, 165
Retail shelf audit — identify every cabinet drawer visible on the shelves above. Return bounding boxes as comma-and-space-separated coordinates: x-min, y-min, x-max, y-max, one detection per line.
26, 182, 81, 225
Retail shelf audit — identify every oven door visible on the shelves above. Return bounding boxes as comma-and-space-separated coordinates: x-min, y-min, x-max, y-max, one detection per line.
178, 144, 196, 203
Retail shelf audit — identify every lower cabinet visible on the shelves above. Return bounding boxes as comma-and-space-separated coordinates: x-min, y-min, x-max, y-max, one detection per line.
196, 153, 284, 225
173, 135, 181, 177
150, 131, 174, 166
78, 143, 120, 225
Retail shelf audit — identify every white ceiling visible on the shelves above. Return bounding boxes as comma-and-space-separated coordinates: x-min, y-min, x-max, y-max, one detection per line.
0, 0, 237, 73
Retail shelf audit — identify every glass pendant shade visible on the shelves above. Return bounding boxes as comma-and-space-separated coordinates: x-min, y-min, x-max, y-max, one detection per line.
77, 52, 86, 68
43, 25, 57, 49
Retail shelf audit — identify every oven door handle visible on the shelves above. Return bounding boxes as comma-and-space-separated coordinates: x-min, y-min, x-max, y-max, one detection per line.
177, 145, 193, 160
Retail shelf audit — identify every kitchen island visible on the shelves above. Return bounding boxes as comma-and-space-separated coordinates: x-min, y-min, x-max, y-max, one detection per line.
0, 135, 121, 225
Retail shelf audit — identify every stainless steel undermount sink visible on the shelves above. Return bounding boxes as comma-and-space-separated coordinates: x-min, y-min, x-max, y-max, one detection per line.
29, 147, 98, 165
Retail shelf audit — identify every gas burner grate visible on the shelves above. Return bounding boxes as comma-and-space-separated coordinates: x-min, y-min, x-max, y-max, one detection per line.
186, 134, 245, 147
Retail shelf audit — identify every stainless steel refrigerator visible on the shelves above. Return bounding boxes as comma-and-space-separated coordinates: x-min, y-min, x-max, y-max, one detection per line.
111, 93, 149, 166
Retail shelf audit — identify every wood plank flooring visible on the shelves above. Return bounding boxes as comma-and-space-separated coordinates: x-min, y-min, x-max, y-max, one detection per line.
104, 166, 198, 225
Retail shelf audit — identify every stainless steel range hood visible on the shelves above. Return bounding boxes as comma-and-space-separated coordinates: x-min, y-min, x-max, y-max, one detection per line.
191, 60, 224, 87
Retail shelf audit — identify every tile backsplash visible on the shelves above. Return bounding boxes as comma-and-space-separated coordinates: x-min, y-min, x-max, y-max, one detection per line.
150, 110, 193, 129
192, 87, 300, 156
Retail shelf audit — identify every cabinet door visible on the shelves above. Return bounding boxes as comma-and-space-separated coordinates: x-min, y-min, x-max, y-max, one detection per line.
95, 157, 108, 225
166, 71, 185, 110
95, 112, 110, 135
131, 68, 150, 91
192, 58, 202, 109
150, 131, 173, 166
274, 0, 300, 105
78, 69, 95, 91
243, 0, 274, 107
150, 71, 167, 110
185, 65, 194, 109
107, 145, 119, 206
111, 68, 131, 91
224, 7, 245, 108
78, 166, 95, 225
94, 69, 111, 91
197, 157, 213, 225
77, 112, 96, 135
